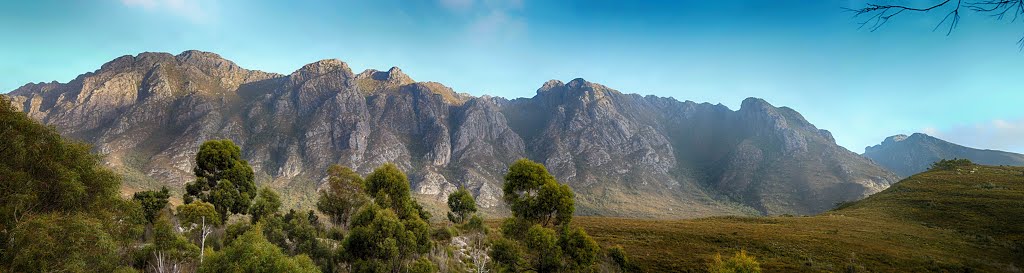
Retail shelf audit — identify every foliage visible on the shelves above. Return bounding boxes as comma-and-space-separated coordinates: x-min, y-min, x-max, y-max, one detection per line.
343, 203, 432, 272
524, 224, 562, 272
929, 158, 974, 171
463, 214, 486, 233
250, 186, 283, 224
607, 245, 630, 271
708, 250, 761, 273
502, 158, 575, 227
183, 139, 257, 219
446, 187, 477, 224
493, 159, 620, 272
100, 198, 147, 266
0, 97, 121, 245
280, 209, 328, 258
176, 201, 222, 227
224, 221, 252, 247
0, 97, 137, 272
559, 225, 600, 270
5, 213, 120, 272
489, 237, 522, 273
143, 216, 200, 271
132, 186, 170, 223
198, 225, 319, 273
317, 164, 367, 228
431, 226, 457, 242
408, 257, 439, 273
325, 164, 439, 272
363, 163, 416, 218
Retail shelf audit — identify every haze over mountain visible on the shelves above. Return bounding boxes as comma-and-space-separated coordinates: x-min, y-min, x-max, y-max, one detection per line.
864, 133, 1024, 177
4, 50, 898, 218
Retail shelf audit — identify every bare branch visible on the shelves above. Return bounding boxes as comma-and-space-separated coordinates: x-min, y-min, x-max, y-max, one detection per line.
844, 0, 958, 32
847, 0, 1024, 48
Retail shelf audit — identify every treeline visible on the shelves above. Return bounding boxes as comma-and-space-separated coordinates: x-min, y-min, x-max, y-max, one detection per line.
0, 97, 634, 272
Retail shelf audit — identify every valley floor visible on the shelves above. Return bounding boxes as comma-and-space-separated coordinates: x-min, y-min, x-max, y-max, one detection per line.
523, 166, 1024, 272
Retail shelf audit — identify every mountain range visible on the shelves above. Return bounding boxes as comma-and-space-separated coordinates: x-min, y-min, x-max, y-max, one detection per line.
864, 133, 1024, 177
4, 50, 898, 218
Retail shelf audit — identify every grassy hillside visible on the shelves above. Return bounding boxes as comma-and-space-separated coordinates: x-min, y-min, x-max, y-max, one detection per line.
572, 165, 1024, 272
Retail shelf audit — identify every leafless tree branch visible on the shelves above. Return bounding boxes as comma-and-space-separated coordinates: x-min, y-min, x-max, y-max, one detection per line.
846, 0, 1024, 49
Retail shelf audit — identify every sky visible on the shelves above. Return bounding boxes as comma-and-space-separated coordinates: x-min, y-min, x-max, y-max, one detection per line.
1, 0, 1023, 153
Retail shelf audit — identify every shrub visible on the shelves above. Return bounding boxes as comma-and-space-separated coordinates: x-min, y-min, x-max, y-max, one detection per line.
708, 250, 761, 273
608, 245, 630, 271
929, 158, 974, 171
447, 187, 478, 224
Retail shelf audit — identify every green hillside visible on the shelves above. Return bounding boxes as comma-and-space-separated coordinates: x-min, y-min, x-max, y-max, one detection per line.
574, 165, 1024, 272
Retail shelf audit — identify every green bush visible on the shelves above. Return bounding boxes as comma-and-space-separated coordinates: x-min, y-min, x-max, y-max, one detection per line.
708, 250, 761, 273
447, 187, 477, 224
198, 225, 318, 273
408, 257, 439, 273
525, 224, 562, 272
490, 237, 523, 272
608, 245, 630, 271
6, 213, 120, 272
929, 158, 974, 171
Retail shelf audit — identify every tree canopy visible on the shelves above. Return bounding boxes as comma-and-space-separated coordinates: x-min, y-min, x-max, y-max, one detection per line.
503, 158, 575, 227
317, 164, 367, 228
447, 187, 477, 224
5, 213, 121, 272
184, 139, 257, 219
198, 225, 319, 273
133, 186, 170, 223
0, 97, 137, 272
492, 158, 619, 273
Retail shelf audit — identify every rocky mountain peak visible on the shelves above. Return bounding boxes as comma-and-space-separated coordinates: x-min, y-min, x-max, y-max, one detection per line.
566, 78, 591, 89
286, 59, 355, 93
10, 81, 62, 96
534, 78, 620, 103
888, 134, 910, 142
538, 79, 565, 93
99, 52, 175, 71
174, 50, 235, 70
175, 50, 226, 62
293, 59, 351, 76
739, 97, 773, 112
355, 66, 414, 86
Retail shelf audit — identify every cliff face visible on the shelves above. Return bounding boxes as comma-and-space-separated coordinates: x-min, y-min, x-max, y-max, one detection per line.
864, 133, 1024, 177
6, 50, 898, 217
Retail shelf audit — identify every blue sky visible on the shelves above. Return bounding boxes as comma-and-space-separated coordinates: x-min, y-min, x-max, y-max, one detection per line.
2, 0, 1023, 153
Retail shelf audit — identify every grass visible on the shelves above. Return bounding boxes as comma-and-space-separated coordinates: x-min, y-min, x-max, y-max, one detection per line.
492, 165, 1024, 272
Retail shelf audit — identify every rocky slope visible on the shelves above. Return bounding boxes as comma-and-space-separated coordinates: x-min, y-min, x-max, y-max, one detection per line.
864, 133, 1024, 177
5, 50, 898, 217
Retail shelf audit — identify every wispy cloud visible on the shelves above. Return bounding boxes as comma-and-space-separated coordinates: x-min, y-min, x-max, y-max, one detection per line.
923, 118, 1024, 153
120, 0, 213, 23
439, 0, 526, 43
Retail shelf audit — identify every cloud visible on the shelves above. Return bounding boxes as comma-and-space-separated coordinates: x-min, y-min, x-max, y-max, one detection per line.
439, 0, 526, 43
468, 10, 526, 40
120, 0, 212, 23
923, 118, 1024, 153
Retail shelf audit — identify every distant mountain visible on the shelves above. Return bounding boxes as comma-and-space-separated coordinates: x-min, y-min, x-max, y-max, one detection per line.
863, 133, 1024, 177
4, 50, 898, 217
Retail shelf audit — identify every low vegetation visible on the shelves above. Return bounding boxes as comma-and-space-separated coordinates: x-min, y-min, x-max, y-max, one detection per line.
567, 162, 1024, 272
